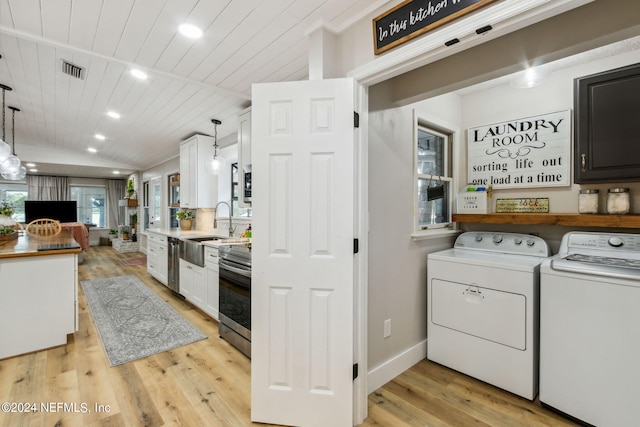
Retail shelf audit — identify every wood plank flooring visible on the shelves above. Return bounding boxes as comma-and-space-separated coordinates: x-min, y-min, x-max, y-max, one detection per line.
0, 246, 578, 427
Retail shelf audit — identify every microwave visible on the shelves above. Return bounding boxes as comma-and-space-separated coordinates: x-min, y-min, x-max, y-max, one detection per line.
243, 164, 252, 203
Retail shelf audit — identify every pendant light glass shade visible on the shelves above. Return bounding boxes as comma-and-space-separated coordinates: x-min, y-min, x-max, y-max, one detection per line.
0, 139, 10, 162
0, 154, 20, 176
1, 105, 23, 181
1, 164, 25, 180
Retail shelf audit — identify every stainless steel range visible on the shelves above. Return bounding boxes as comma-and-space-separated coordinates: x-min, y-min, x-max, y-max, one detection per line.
218, 244, 251, 358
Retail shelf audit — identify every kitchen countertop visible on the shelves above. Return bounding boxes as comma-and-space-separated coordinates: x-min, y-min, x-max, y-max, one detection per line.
0, 230, 82, 259
146, 227, 250, 247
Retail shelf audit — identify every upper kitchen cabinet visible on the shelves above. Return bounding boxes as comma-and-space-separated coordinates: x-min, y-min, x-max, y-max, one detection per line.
238, 108, 252, 207
180, 135, 218, 208
574, 63, 640, 183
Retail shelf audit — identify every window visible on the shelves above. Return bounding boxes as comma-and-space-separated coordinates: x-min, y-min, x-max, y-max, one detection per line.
70, 186, 106, 227
415, 121, 453, 232
0, 183, 27, 222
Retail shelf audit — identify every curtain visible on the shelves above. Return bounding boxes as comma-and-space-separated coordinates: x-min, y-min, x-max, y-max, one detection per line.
26, 175, 69, 200
106, 179, 126, 229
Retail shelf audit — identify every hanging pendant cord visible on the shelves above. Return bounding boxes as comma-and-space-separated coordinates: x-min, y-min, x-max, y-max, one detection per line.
0, 84, 13, 143
9, 106, 19, 155
1, 88, 5, 142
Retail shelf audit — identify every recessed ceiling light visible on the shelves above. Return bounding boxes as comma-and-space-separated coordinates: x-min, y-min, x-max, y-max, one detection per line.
25, 162, 36, 167
94, 134, 106, 141
130, 69, 148, 80
107, 111, 121, 119
29, 168, 38, 172
113, 171, 121, 175
179, 23, 203, 39
87, 147, 97, 153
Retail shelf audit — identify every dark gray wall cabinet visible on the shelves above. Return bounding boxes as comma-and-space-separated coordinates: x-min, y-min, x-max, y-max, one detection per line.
574, 62, 640, 183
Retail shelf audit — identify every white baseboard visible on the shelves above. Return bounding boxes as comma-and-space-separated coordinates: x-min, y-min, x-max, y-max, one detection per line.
367, 339, 427, 394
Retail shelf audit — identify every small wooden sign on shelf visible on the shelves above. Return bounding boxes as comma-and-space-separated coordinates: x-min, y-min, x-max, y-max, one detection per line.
496, 198, 549, 213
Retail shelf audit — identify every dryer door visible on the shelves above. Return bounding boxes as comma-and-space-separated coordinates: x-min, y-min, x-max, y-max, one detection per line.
431, 279, 527, 350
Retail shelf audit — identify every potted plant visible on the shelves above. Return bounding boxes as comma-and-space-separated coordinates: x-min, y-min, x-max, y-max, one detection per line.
0, 200, 17, 228
125, 178, 135, 199
175, 210, 194, 230
121, 225, 130, 240
108, 228, 118, 240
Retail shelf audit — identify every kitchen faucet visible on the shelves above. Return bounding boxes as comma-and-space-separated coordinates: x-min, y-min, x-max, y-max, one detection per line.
214, 201, 236, 237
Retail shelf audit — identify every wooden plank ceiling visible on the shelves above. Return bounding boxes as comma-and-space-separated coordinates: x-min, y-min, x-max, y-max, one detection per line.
0, 0, 388, 178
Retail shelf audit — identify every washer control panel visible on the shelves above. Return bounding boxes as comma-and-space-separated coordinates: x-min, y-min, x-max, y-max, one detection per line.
561, 232, 640, 256
454, 232, 549, 257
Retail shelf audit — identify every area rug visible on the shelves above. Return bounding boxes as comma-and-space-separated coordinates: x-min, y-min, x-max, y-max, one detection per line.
81, 275, 207, 366
119, 256, 147, 266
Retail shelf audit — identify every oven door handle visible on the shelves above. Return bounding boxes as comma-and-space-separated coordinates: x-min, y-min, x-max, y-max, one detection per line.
219, 259, 252, 278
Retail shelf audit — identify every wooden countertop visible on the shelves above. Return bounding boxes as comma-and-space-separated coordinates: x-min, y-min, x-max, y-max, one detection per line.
0, 230, 82, 259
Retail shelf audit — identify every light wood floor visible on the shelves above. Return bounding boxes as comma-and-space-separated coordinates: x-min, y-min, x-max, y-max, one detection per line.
0, 246, 577, 427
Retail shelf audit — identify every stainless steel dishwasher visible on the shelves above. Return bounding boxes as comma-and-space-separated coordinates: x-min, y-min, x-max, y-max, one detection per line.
167, 237, 180, 292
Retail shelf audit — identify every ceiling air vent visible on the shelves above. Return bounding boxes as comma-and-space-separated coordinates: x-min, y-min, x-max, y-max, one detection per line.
61, 60, 85, 80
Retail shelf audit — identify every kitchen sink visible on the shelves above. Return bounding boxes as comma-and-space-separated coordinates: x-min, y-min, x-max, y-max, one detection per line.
180, 236, 220, 266
185, 236, 221, 242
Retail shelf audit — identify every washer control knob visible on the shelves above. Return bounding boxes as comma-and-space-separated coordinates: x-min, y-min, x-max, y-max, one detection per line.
492, 234, 503, 244
526, 239, 535, 247
475, 234, 483, 242
608, 237, 624, 247
514, 237, 523, 245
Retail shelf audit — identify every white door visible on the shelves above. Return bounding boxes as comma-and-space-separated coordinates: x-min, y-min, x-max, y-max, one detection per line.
148, 176, 161, 227
251, 78, 356, 426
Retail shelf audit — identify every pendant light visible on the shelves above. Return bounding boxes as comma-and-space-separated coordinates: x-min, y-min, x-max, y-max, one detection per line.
2, 106, 25, 181
206, 119, 224, 175
0, 83, 22, 179
0, 84, 12, 164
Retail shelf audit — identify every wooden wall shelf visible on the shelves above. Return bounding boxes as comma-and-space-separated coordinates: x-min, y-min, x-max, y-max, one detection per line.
453, 213, 640, 229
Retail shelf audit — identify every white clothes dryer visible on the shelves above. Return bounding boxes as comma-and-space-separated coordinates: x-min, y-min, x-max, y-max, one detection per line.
540, 231, 640, 426
427, 231, 550, 400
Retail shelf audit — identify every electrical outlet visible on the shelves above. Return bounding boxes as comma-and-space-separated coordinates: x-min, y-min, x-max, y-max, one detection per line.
384, 319, 391, 338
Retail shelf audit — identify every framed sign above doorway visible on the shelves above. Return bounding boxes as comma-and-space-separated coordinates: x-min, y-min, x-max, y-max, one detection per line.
372, 0, 499, 55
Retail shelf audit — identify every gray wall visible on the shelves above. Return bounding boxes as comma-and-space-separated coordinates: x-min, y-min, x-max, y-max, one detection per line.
365, 29, 640, 382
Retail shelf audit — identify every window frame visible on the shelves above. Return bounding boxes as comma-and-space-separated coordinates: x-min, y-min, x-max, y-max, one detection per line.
412, 111, 459, 239
70, 184, 107, 228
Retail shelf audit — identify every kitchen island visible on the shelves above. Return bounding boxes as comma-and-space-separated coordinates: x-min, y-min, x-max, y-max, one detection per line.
0, 230, 81, 359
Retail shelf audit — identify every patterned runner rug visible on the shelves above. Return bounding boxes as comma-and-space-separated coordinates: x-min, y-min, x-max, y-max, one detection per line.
81, 275, 207, 366
119, 256, 147, 266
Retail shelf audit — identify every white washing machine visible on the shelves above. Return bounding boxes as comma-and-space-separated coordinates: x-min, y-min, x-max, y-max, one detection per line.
427, 231, 550, 400
540, 231, 640, 427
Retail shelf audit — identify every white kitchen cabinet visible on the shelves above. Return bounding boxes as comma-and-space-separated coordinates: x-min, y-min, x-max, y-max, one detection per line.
146, 231, 168, 285
1, 253, 77, 359
179, 134, 218, 208
238, 108, 251, 207
179, 258, 204, 304
204, 246, 219, 320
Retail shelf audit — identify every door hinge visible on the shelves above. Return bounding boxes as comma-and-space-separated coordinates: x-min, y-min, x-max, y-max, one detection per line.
353, 238, 359, 254
353, 363, 359, 380
354, 111, 360, 128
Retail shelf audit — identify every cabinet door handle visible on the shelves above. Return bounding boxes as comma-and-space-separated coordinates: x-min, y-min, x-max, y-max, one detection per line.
581, 154, 587, 172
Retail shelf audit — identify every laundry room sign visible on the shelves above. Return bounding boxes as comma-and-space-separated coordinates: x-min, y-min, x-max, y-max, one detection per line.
467, 110, 571, 189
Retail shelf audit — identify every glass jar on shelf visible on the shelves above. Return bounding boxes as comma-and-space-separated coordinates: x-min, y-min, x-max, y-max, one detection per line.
606, 187, 630, 214
578, 189, 599, 214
